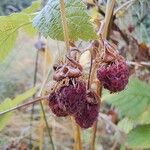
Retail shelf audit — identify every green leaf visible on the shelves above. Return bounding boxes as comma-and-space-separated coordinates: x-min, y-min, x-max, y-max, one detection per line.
103, 78, 150, 122
22, 1, 40, 13
118, 118, 135, 134
0, 87, 36, 131
33, 0, 97, 41
0, 1, 40, 62
127, 124, 150, 148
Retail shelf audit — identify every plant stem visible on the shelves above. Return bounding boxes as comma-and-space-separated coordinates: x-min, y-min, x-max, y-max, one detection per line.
38, 40, 55, 150
39, 101, 55, 150
114, 0, 135, 16
90, 121, 97, 150
29, 46, 39, 150
71, 117, 82, 150
76, 124, 82, 150
59, 0, 70, 51
0, 95, 48, 116
90, 1, 116, 149
59, 0, 82, 149
88, 53, 93, 89
102, 0, 116, 39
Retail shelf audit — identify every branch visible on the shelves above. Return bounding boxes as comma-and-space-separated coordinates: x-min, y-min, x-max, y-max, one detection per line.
59, 0, 70, 51
97, 6, 129, 44
127, 61, 150, 67
0, 95, 49, 116
114, 0, 135, 16
102, 0, 116, 39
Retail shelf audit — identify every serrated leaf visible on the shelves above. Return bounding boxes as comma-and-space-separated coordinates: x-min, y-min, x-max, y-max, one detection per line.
0, 1, 40, 62
33, 0, 97, 41
118, 118, 135, 134
127, 124, 150, 148
103, 78, 150, 122
0, 87, 36, 131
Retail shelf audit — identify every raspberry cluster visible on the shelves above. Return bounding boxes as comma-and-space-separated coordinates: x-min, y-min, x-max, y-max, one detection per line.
48, 80, 86, 116
96, 39, 129, 93
47, 40, 129, 129
48, 80, 99, 128
97, 60, 129, 92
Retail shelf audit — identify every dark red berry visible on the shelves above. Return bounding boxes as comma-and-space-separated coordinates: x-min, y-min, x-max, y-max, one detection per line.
97, 60, 129, 92
48, 92, 68, 117
74, 102, 99, 129
57, 80, 86, 115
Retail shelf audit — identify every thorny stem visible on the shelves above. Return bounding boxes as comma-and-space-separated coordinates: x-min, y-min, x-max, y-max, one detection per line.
0, 95, 49, 116
59, 0, 70, 51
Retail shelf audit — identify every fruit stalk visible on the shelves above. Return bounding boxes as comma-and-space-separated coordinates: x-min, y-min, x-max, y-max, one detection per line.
102, 0, 116, 39
90, 0, 116, 149
59, 0, 82, 149
59, 0, 69, 50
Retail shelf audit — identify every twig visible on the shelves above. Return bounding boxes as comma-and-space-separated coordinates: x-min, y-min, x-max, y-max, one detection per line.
90, 1, 116, 149
96, 4, 129, 44
102, 0, 116, 39
39, 101, 55, 150
38, 40, 55, 150
59, 0, 82, 149
99, 113, 121, 133
114, 0, 135, 16
75, 123, 82, 150
88, 52, 93, 89
29, 43, 39, 150
0, 95, 49, 116
127, 61, 150, 67
90, 121, 97, 150
59, 0, 70, 50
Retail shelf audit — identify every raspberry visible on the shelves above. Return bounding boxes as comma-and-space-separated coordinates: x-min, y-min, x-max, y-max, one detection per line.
57, 80, 86, 115
74, 102, 99, 129
48, 92, 68, 117
97, 60, 129, 92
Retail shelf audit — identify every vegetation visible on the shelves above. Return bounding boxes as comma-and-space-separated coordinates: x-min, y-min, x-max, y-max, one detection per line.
0, 0, 149, 149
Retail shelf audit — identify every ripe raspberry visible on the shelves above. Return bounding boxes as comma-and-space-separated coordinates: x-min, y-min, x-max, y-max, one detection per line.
57, 80, 86, 115
74, 102, 99, 129
48, 92, 68, 117
97, 60, 129, 92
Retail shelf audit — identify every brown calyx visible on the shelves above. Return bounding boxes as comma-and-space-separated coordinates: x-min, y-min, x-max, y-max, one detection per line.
86, 89, 99, 104
53, 48, 83, 81
100, 40, 124, 63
